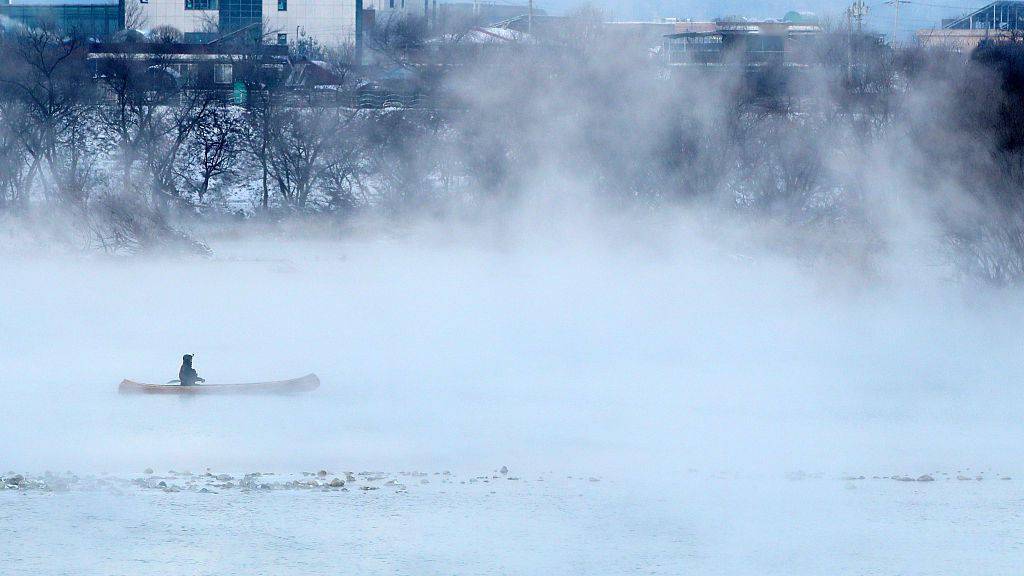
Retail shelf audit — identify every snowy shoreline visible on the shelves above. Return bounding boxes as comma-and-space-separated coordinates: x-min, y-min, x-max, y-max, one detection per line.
2, 468, 1013, 494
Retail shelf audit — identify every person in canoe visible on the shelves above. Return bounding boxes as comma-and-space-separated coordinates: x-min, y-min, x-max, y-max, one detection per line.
178, 354, 205, 386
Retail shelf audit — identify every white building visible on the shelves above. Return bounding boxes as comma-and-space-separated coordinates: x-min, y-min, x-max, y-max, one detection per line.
127, 0, 217, 36
128, 0, 425, 46
266, 0, 360, 46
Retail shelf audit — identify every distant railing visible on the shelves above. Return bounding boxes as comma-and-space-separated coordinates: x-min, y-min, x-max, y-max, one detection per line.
91, 75, 443, 109
355, 92, 430, 108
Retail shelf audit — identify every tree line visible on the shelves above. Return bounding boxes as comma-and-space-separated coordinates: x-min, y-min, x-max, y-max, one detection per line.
4, 18, 1024, 284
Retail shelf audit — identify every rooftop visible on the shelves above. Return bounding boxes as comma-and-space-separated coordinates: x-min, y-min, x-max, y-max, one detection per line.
943, 0, 1024, 30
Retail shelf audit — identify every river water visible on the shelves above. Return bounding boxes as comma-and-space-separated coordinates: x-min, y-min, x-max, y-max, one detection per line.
2, 471, 1022, 575
3, 236, 1024, 574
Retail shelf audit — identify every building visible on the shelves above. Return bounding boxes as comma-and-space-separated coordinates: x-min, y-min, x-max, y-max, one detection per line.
916, 28, 1015, 50
125, 0, 427, 46
917, 1, 1024, 51
433, 2, 541, 33
664, 20, 821, 67
127, 0, 362, 45
603, 20, 678, 47
669, 20, 718, 33
0, 0, 123, 38
0, 0, 379, 45
602, 20, 715, 52
88, 40, 290, 91
943, 0, 1024, 30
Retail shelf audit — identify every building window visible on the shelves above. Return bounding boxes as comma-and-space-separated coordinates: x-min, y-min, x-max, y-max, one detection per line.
389, 0, 394, 8
215, 63, 233, 84
140, 0, 148, 4
185, 0, 217, 9
277, 0, 286, 10
277, 32, 287, 45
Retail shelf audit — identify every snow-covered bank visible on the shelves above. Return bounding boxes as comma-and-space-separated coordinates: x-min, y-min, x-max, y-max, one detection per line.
1, 468, 1015, 494
2, 469, 1022, 575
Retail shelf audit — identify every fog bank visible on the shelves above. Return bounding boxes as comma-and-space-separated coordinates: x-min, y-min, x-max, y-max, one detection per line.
2, 208, 1022, 479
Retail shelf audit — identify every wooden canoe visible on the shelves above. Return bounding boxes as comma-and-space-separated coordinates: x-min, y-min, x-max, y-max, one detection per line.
119, 373, 319, 395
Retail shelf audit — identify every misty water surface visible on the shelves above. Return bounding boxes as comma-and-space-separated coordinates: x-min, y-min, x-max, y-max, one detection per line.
3, 218, 1023, 478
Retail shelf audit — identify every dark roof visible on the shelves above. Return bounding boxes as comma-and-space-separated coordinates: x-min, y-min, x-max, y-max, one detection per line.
665, 21, 821, 39
285, 60, 344, 87
88, 42, 290, 57
665, 31, 722, 39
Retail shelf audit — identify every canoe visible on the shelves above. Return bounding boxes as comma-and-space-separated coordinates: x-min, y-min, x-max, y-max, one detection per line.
119, 373, 320, 395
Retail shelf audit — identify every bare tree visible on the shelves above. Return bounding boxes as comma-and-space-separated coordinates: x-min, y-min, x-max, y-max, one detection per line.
318, 111, 369, 212
95, 52, 156, 200
0, 26, 96, 205
141, 89, 216, 203
151, 25, 185, 44
122, 0, 149, 30
181, 105, 244, 203
369, 12, 428, 68
264, 105, 334, 209
241, 88, 280, 210
96, 51, 213, 208
0, 98, 34, 210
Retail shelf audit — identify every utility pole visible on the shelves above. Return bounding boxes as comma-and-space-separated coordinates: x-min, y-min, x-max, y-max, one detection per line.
528, 0, 533, 35
846, 0, 868, 82
849, 0, 867, 33
888, 0, 902, 46
846, 5, 854, 83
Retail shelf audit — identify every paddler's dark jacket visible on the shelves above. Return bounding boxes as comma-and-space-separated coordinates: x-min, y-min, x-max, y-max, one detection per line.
179, 358, 201, 386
